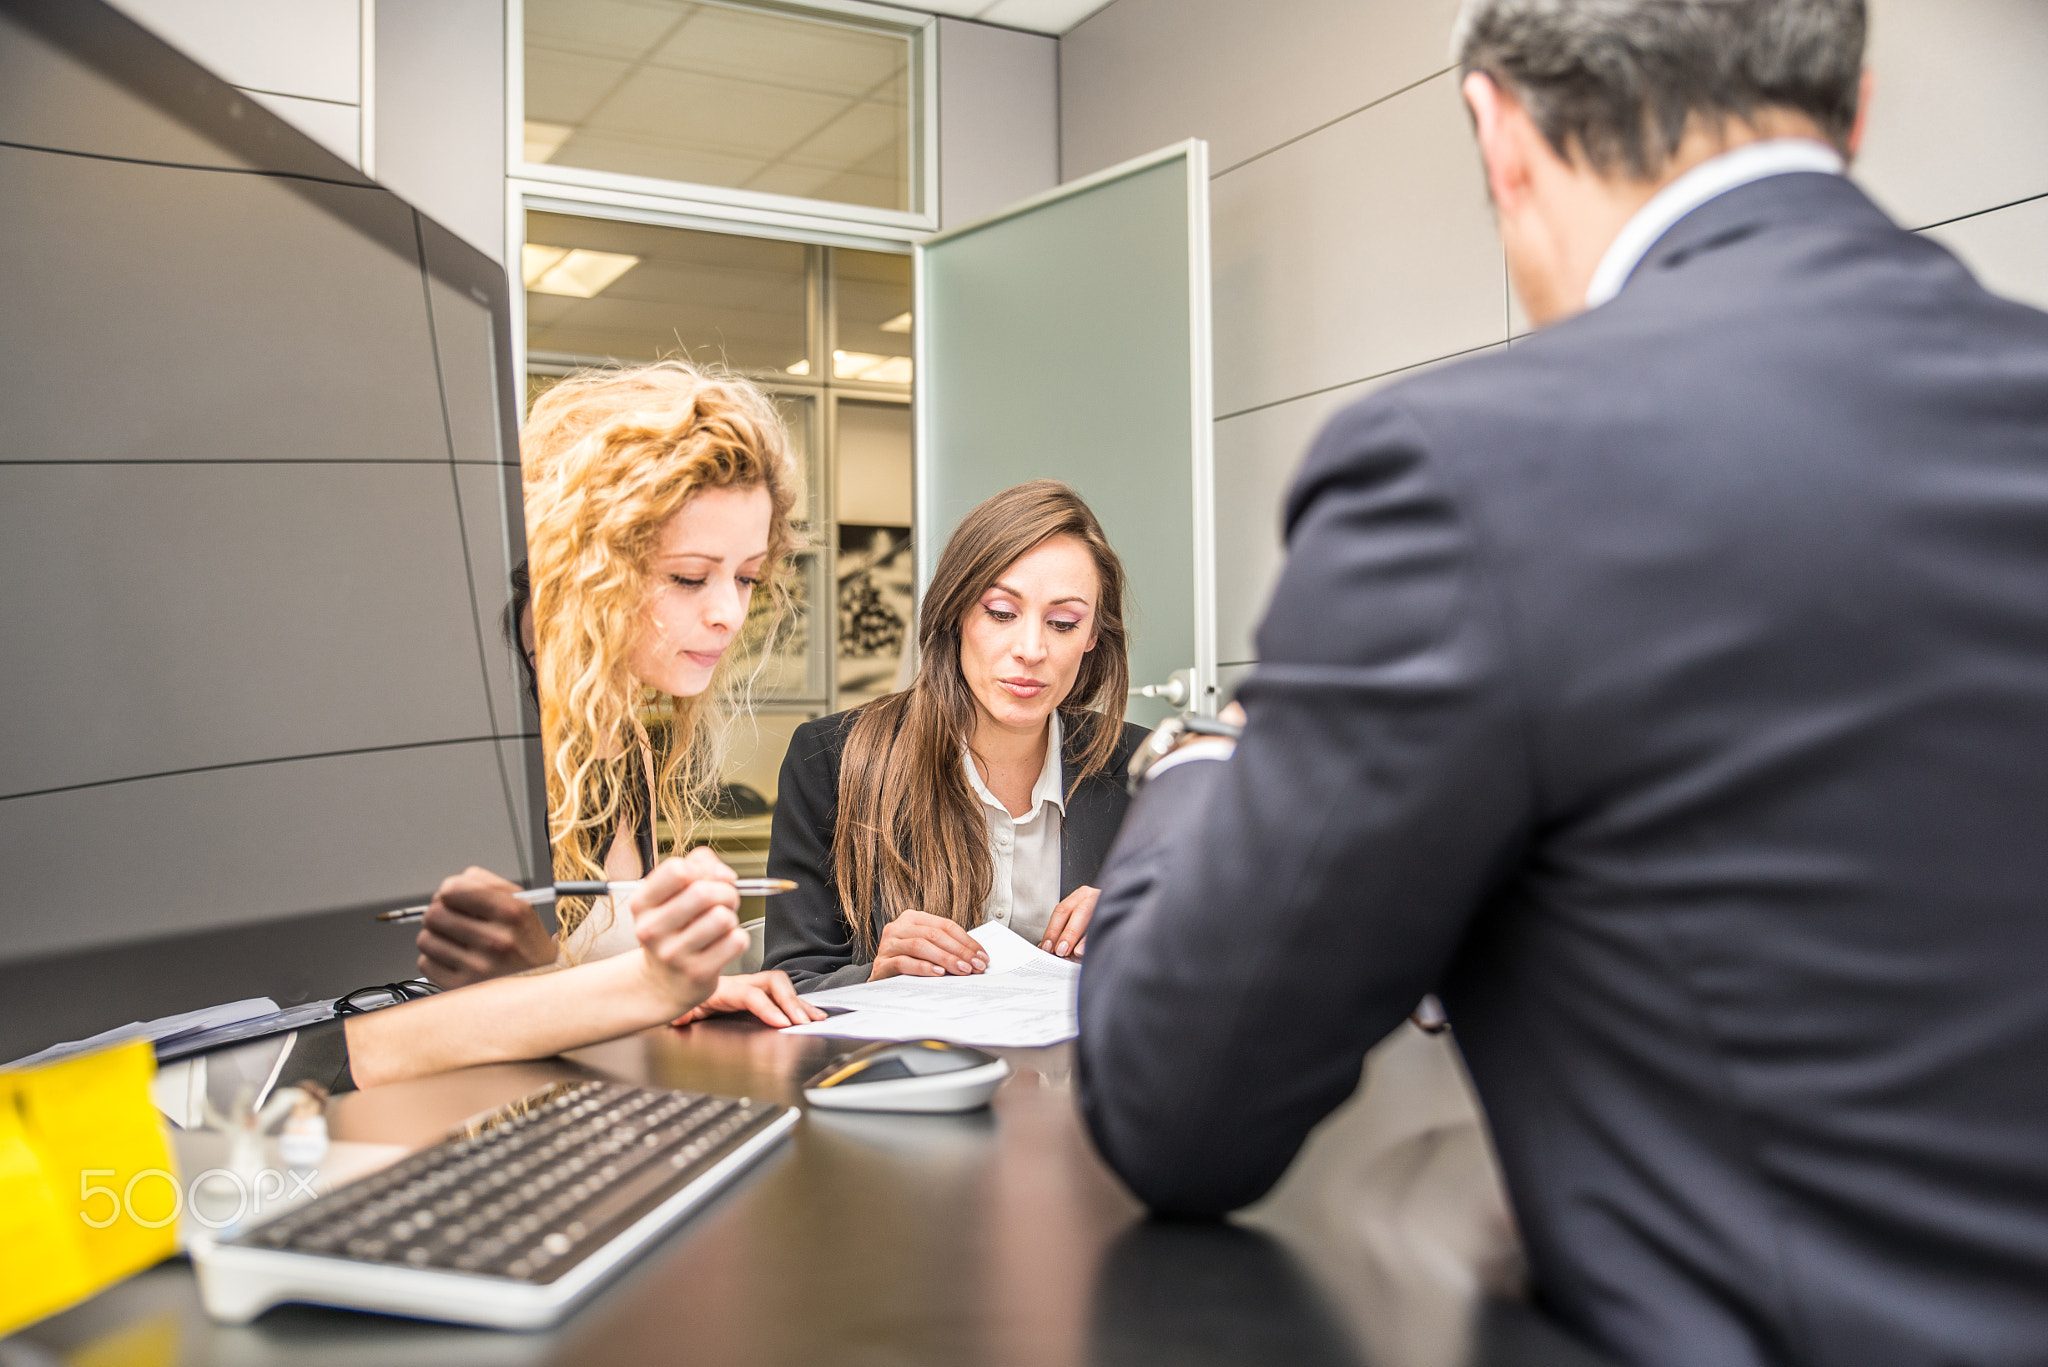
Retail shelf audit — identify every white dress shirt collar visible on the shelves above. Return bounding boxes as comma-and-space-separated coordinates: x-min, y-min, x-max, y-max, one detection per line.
1584, 138, 1846, 310
963, 710, 1066, 819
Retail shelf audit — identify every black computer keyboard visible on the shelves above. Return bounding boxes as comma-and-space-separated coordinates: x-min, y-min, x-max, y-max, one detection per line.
194, 1078, 798, 1328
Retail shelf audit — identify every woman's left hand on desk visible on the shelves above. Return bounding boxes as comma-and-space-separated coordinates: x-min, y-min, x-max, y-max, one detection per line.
1040, 885, 1099, 959
675, 970, 828, 1029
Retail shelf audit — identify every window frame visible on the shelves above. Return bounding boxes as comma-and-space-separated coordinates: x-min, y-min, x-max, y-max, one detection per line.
508, 0, 940, 236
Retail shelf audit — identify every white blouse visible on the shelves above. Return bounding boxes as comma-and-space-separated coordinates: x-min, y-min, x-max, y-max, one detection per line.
962, 712, 1066, 947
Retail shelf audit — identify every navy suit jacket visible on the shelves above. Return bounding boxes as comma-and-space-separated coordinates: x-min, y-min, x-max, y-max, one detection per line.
1077, 173, 2048, 1367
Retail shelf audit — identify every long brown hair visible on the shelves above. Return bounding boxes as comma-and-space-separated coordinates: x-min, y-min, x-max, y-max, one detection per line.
834, 481, 1130, 957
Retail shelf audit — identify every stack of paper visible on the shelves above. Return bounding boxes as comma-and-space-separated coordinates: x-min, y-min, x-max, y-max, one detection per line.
4, 997, 281, 1070
785, 922, 1080, 1048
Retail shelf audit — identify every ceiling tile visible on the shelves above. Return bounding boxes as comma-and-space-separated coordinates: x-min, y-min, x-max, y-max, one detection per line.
886, 0, 1116, 34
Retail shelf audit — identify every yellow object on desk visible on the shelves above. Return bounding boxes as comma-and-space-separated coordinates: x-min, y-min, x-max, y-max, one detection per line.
0, 1040, 179, 1336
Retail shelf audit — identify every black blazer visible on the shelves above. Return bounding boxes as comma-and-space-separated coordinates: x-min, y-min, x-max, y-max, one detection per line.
765, 706, 1150, 991
1078, 174, 2048, 1367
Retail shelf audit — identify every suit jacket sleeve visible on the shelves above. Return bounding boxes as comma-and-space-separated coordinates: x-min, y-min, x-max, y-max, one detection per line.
1076, 396, 1535, 1214
762, 716, 872, 991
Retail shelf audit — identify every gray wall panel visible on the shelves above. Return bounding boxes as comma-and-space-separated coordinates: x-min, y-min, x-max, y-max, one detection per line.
0, 463, 497, 800
0, 145, 445, 466
0, 8, 253, 168
1925, 197, 2048, 314
0, 740, 525, 962
1060, 0, 1463, 179
245, 87, 358, 164
1214, 385, 1363, 666
428, 266, 516, 468
496, 737, 549, 881
106, 0, 361, 104
1212, 344, 1505, 664
937, 17, 1058, 228
374, 0, 507, 260
1209, 73, 1503, 418
455, 460, 541, 745
1857, 0, 2048, 230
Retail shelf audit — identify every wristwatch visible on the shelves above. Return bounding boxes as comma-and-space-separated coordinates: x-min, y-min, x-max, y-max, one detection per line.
1127, 715, 1243, 794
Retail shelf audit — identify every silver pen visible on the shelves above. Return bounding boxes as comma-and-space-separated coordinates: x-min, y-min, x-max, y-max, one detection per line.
374, 877, 797, 923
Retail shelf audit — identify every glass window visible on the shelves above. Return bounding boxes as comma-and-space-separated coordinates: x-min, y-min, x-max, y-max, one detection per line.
524, 209, 809, 375
524, 0, 918, 215
828, 246, 913, 384
734, 393, 829, 700
835, 398, 913, 709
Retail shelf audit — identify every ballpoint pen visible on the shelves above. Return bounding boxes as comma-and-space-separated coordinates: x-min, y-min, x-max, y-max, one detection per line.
374, 878, 797, 923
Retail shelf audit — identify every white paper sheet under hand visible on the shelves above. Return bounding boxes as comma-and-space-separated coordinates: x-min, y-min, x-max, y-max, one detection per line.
783, 922, 1080, 1048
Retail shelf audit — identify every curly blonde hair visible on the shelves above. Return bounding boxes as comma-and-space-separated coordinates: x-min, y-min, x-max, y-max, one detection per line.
522, 361, 802, 944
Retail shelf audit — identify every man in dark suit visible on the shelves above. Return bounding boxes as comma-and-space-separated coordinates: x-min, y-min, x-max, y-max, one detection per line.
1077, 2, 2048, 1364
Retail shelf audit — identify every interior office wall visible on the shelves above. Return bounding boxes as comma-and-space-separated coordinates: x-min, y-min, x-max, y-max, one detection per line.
105, 0, 365, 165
1858, 0, 2048, 312
1061, 0, 2048, 687
936, 16, 1059, 228
373, 0, 506, 262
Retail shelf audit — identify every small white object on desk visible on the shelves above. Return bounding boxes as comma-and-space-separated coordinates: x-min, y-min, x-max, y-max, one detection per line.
802, 1040, 1012, 1113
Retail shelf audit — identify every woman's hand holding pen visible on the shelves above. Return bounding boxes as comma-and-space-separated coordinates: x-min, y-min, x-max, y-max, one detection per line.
1040, 885, 1099, 959
630, 848, 753, 1014
872, 909, 988, 980
628, 850, 827, 1029
416, 867, 557, 988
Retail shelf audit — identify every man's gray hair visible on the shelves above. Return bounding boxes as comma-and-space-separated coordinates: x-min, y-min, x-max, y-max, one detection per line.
1451, 0, 1866, 179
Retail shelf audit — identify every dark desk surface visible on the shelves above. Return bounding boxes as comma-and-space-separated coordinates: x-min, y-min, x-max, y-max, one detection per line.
8, 1021, 1610, 1367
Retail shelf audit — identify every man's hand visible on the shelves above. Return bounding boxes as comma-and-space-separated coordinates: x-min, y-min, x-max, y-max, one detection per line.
1040, 885, 1099, 959
630, 848, 751, 1015
417, 866, 557, 988
872, 909, 988, 980
674, 970, 828, 1028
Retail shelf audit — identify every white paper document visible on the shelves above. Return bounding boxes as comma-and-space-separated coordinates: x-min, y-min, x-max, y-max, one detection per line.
784, 922, 1080, 1048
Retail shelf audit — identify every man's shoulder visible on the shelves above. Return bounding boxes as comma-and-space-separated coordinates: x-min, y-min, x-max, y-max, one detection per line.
1295, 344, 1560, 495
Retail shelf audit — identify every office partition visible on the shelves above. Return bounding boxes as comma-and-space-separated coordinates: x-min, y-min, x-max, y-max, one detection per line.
915, 142, 1215, 724
0, 0, 545, 1060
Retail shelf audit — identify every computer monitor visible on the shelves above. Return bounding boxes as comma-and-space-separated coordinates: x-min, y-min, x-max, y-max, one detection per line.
0, 0, 548, 1061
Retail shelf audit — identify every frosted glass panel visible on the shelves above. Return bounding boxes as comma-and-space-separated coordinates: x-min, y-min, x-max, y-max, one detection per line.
917, 149, 1210, 726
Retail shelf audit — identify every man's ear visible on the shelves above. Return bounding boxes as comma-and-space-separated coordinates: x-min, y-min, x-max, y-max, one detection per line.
1463, 71, 1529, 211
1845, 68, 1875, 161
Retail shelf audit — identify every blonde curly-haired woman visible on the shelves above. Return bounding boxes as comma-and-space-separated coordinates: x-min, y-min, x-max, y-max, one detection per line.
344, 361, 825, 1088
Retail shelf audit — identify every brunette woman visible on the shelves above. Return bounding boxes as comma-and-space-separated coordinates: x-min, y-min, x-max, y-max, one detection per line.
765, 481, 1150, 990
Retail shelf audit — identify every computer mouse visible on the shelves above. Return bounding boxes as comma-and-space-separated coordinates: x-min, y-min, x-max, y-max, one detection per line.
801, 1040, 1012, 1113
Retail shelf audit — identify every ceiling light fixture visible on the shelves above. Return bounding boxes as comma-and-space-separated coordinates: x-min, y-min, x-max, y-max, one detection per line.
522, 245, 640, 298
524, 121, 574, 164
832, 349, 913, 384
